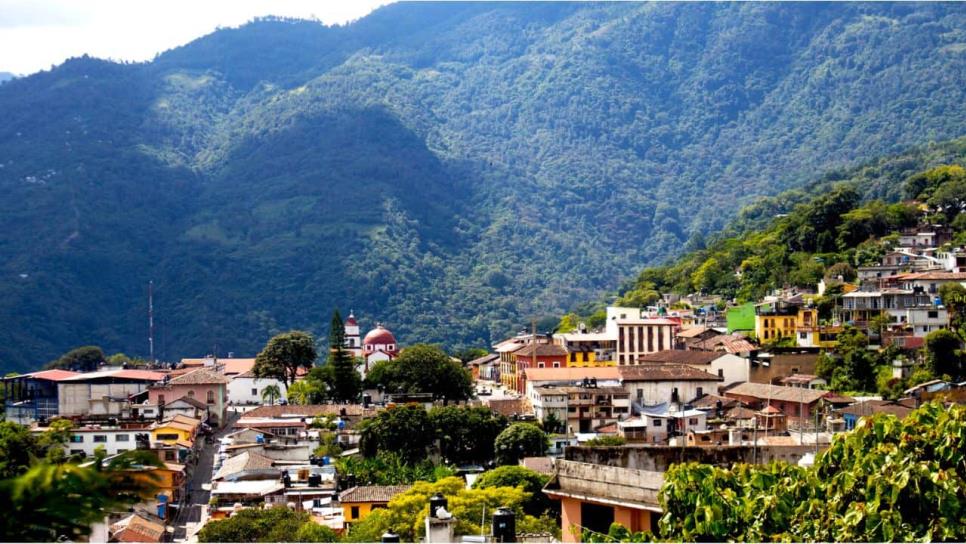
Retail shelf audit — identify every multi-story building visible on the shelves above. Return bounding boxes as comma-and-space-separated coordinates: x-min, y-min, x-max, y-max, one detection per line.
553, 332, 616, 367
615, 319, 677, 365
512, 343, 569, 394
2, 369, 79, 424
57, 369, 167, 419
148, 369, 230, 426
618, 364, 723, 407
563, 385, 631, 434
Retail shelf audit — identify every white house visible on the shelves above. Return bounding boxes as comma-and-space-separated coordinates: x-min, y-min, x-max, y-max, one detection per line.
228, 371, 289, 405
39, 424, 152, 458
638, 350, 749, 387
618, 364, 724, 407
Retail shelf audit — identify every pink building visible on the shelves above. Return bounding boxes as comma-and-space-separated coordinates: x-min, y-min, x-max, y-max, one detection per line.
148, 369, 230, 426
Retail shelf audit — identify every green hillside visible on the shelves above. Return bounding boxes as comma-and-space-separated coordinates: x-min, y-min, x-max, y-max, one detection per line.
1, 3, 966, 372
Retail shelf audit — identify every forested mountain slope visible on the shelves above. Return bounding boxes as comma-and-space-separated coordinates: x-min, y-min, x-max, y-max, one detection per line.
1, 3, 966, 372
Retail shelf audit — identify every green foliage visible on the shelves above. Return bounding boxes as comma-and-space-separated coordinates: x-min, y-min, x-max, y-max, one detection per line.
0, 452, 160, 541
494, 423, 549, 465
254, 331, 318, 386
260, 384, 281, 405
0, 419, 74, 478
44, 346, 105, 372
582, 435, 627, 447
923, 328, 963, 379
313, 432, 343, 458
197, 506, 334, 542
582, 522, 653, 543
541, 412, 565, 435
657, 402, 966, 542
365, 344, 473, 402
318, 310, 362, 403
335, 451, 454, 486
344, 476, 550, 542
939, 283, 966, 340
285, 380, 320, 405
429, 405, 509, 465
4, 4, 966, 375
473, 465, 553, 516
358, 404, 433, 463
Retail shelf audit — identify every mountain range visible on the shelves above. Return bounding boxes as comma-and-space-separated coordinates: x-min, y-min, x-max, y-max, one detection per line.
2, 2, 966, 373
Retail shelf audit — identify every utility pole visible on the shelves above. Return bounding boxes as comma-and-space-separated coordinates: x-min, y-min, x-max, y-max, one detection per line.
148, 280, 155, 363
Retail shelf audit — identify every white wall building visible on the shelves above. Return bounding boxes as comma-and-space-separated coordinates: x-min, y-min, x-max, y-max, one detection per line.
228, 372, 289, 405
618, 364, 724, 407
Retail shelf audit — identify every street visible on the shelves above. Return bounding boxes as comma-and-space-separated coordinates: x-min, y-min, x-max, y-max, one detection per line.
172, 410, 239, 542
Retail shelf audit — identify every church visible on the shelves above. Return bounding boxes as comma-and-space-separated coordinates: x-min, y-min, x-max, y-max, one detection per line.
344, 311, 400, 377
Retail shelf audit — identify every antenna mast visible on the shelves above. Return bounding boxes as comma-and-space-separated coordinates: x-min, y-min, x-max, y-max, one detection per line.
148, 280, 155, 363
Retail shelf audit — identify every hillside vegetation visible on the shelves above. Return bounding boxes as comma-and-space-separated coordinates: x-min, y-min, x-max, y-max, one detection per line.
2, 3, 966, 372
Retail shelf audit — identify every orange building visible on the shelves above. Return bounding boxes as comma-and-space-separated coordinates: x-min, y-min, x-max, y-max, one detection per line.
543, 460, 661, 542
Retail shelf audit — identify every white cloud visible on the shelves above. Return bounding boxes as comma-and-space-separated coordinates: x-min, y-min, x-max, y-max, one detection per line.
0, 0, 393, 75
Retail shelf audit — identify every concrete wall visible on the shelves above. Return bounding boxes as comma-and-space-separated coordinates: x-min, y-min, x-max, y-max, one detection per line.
58, 383, 151, 416
565, 444, 820, 471
748, 353, 818, 384
624, 379, 720, 406
227, 377, 288, 405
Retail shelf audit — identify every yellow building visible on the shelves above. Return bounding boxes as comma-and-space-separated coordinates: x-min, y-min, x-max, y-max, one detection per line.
340, 485, 411, 527
151, 415, 200, 446
794, 307, 841, 348
553, 332, 617, 367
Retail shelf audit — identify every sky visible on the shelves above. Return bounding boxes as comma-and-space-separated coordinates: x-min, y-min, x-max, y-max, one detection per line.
0, 0, 393, 75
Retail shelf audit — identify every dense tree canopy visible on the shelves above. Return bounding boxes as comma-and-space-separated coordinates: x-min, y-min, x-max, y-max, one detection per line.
198, 506, 338, 542
365, 344, 473, 402
253, 330, 318, 386
494, 423, 549, 465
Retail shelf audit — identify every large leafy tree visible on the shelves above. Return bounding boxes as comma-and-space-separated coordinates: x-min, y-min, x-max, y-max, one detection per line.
358, 404, 434, 464
365, 344, 473, 402
253, 330, 317, 386
473, 465, 553, 516
494, 423, 549, 465
198, 506, 337, 542
0, 451, 161, 542
428, 406, 508, 465
656, 402, 966, 542
44, 345, 105, 371
923, 328, 963, 379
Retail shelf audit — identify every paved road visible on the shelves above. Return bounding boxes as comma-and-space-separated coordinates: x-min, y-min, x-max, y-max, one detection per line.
173, 410, 240, 542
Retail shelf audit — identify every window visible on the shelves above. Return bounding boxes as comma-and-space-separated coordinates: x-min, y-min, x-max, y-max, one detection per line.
70, 435, 84, 443
70, 449, 84, 456
115, 434, 130, 442
652, 419, 662, 427
157, 433, 179, 441
582, 352, 589, 362
696, 387, 703, 398
93, 435, 107, 443
158, 395, 165, 405
252, 388, 258, 396
165, 451, 176, 461
552, 362, 561, 368
207, 391, 215, 404
718, 369, 724, 378
351, 506, 360, 519
689, 418, 699, 425
928, 310, 938, 319
116, 449, 127, 454
537, 362, 545, 368
388, 344, 394, 351
187, 390, 195, 398
570, 353, 577, 362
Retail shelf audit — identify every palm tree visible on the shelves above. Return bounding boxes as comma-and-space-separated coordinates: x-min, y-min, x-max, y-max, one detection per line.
261, 384, 282, 405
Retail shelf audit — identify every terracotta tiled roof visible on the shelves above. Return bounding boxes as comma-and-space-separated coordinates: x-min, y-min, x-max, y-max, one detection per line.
897, 271, 966, 281
242, 404, 365, 418
692, 335, 757, 354
675, 326, 710, 338
15, 369, 80, 381
514, 344, 569, 357
638, 350, 723, 365
339, 485, 410, 503
468, 353, 500, 366
725, 382, 829, 404
618, 364, 723, 382
837, 399, 913, 419
692, 394, 738, 410
221, 359, 257, 375
110, 513, 165, 542
167, 368, 230, 385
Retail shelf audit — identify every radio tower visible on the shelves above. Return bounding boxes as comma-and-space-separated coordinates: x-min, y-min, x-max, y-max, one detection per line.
148, 281, 155, 363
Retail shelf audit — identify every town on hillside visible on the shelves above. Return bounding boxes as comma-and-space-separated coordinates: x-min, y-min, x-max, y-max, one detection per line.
2, 170, 966, 543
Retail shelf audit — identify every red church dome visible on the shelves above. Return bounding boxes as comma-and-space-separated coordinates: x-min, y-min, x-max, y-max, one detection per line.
364, 325, 397, 347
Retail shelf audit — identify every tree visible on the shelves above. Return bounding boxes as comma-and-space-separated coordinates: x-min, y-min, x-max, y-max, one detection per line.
365, 344, 473, 402
428, 406, 508, 465
261, 384, 281, 405
285, 380, 319, 405
335, 452, 455, 486
198, 506, 336, 542
359, 404, 434, 463
254, 331, 317, 386
494, 423, 548, 465
344, 476, 556, 543
657, 402, 966, 542
0, 451, 161, 541
320, 310, 362, 403
541, 412, 565, 434
939, 283, 966, 338
44, 345, 104, 371
473, 465, 553, 516
924, 328, 963, 378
